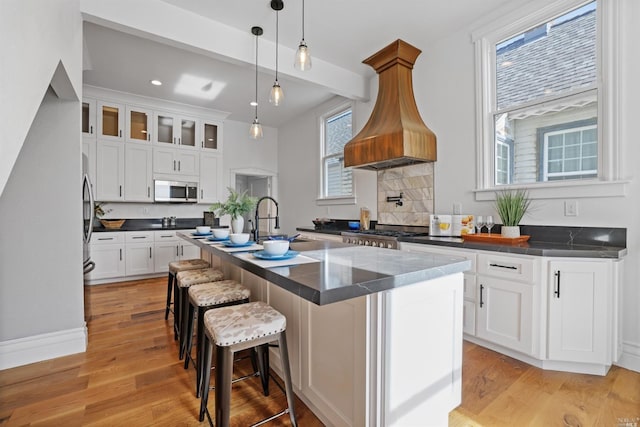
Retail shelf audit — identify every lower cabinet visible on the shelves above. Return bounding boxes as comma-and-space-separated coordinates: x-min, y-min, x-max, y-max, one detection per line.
547, 259, 610, 364
87, 229, 199, 283
88, 232, 125, 280
476, 275, 536, 355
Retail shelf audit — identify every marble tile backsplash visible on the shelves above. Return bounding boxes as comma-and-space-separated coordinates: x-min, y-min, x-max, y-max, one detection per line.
377, 163, 434, 225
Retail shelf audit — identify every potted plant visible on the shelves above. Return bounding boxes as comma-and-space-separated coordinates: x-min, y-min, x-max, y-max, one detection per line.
209, 187, 257, 233
494, 189, 531, 238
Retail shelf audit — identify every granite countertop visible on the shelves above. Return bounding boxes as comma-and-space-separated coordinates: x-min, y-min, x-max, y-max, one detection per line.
180, 233, 471, 306
298, 224, 627, 259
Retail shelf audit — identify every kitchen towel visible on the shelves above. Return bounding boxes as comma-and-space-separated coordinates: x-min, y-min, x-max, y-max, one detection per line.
234, 252, 320, 268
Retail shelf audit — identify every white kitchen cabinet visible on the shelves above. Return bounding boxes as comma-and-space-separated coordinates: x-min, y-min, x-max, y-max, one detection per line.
82, 98, 96, 137
153, 146, 199, 178
199, 152, 222, 203
87, 232, 125, 280
125, 231, 155, 276
476, 274, 536, 355
153, 230, 200, 273
547, 260, 609, 364
154, 111, 198, 149
96, 140, 125, 201
97, 101, 124, 141
126, 105, 153, 143
200, 120, 222, 152
124, 144, 153, 202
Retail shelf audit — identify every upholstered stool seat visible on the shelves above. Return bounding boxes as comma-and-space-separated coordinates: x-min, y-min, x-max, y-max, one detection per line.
199, 301, 297, 427
175, 268, 225, 357
165, 259, 210, 322
183, 280, 251, 394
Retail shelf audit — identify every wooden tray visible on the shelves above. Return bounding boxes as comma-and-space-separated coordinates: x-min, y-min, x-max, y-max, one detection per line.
100, 219, 126, 229
462, 233, 530, 244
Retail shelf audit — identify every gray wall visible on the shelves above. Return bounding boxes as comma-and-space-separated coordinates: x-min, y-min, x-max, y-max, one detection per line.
0, 86, 84, 340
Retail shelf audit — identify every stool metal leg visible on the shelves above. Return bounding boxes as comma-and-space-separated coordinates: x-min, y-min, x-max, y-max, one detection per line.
255, 343, 270, 396
165, 272, 174, 320
179, 287, 190, 360
173, 280, 180, 341
199, 336, 213, 423
215, 345, 234, 427
278, 332, 298, 427
183, 301, 196, 368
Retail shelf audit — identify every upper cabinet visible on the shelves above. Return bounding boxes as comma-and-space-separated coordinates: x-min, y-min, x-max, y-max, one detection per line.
97, 101, 125, 141
82, 98, 96, 137
154, 111, 198, 150
126, 106, 153, 143
201, 121, 221, 152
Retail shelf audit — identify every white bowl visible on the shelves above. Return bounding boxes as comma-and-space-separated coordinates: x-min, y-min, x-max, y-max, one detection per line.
196, 226, 211, 234
212, 228, 230, 239
262, 240, 289, 256
229, 233, 250, 244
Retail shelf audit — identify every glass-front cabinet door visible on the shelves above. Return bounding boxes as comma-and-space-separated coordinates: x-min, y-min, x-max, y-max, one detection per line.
97, 101, 124, 141
155, 113, 175, 145
202, 122, 219, 151
82, 98, 96, 137
180, 118, 196, 148
126, 106, 152, 143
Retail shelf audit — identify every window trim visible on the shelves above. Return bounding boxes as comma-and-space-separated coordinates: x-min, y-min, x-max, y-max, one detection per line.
316, 101, 356, 205
539, 119, 598, 181
472, 0, 626, 200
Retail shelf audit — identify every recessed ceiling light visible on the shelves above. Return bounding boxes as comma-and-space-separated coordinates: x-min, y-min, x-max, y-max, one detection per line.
150, 79, 162, 86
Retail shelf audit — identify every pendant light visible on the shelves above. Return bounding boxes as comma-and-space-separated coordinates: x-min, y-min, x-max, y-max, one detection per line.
294, 0, 311, 71
250, 26, 263, 139
269, 0, 284, 106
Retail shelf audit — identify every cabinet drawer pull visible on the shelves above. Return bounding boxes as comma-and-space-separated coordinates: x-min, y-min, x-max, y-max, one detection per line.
98, 237, 114, 241
201, 189, 203, 199
554, 271, 561, 298
119, 248, 122, 261
173, 160, 176, 171
90, 125, 93, 134
181, 245, 184, 256
178, 161, 181, 171
119, 185, 122, 197
176, 245, 179, 256
160, 234, 172, 238
479, 284, 485, 308
132, 236, 146, 239
119, 130, 122, 137
149, 247, 152, 258
489, 262, 518, 270
147, 187, 150, 197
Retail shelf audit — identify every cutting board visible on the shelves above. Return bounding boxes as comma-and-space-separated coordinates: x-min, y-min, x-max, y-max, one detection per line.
462, 233, 530, 244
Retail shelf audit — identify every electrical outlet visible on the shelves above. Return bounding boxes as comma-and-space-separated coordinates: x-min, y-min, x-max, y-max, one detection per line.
564, 200, 578, 216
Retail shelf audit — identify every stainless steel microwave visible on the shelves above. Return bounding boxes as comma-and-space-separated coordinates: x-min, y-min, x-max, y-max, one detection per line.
154, 180, 198, 203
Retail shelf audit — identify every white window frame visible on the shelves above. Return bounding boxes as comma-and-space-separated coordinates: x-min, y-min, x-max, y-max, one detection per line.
472, 0, 626, 200
317, 101, 356, 205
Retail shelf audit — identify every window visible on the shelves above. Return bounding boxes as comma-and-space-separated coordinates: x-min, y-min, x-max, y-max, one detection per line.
473, 0, 624, 199
320, 105, 353, 199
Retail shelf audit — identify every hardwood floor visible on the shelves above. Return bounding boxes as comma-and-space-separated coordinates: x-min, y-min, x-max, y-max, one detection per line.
1, 276, 639, 426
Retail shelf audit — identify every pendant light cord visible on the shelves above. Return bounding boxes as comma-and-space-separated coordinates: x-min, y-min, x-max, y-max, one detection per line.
301, 0, 305, 41
255, 32, 259, 120
275, 10, 279, 82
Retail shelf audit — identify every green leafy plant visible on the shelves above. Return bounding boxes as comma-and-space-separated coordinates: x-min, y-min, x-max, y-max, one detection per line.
94, 202, 112, 219
209, 187, 257, 219
494, 189, 531, 226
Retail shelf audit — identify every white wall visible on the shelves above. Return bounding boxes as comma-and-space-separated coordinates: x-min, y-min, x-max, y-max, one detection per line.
278, 96, 378, 236
0, 0, 84, 368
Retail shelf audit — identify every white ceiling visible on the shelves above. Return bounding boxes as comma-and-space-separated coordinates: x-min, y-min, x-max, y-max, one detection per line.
82, 0, 527, 127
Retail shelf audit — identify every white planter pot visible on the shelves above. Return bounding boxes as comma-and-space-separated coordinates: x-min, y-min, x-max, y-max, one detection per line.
231, 216, 244, 234
501, 225, 521, 238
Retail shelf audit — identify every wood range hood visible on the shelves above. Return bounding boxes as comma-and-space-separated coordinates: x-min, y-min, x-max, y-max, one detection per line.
344, 39, 437, 170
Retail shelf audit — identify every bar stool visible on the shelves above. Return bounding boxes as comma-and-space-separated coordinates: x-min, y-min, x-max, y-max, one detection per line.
165, 259, 210, 321
183, 280, 251, 395
199, 301, 297, 427
176, 268, 225, 356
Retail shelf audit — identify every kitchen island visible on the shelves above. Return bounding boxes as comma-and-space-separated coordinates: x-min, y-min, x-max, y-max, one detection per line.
178, 233, 471, 426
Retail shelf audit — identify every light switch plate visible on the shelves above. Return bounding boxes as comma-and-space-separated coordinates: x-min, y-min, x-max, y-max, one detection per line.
564, 200, 578, 216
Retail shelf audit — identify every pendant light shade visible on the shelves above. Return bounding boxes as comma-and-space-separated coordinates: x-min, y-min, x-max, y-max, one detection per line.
270, 1, 284, 105
250, 26, 263, 139
294, 0, 311, 70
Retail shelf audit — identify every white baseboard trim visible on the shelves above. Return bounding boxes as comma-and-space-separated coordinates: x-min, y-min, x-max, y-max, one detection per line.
0, 326, 87, 370
616, 341, 640, 373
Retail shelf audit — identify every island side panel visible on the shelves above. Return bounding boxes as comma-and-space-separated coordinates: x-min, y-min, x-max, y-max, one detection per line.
376, 272, 464, 426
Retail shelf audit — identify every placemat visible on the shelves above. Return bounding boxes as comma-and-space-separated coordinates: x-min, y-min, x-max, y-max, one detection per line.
234, 252, 320, 268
